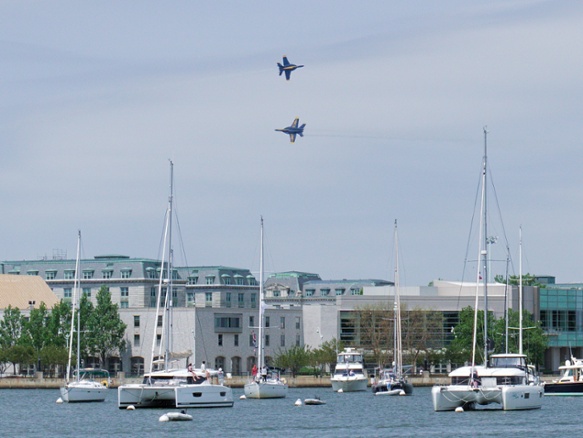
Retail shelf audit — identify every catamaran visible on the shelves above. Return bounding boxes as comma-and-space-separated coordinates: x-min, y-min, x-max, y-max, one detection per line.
117, 161, 233, 409
431, 129, 543, 411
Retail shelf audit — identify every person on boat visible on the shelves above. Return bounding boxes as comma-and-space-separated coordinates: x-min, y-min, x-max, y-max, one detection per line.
261, 366, 267, 382
201, 361, 206, 372
252, 364, 258, 380
218, 367, 224, 385
471, 370, 480, 388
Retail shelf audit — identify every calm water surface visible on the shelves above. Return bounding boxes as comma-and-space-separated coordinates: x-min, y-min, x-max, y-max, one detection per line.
1, 387, 582, 437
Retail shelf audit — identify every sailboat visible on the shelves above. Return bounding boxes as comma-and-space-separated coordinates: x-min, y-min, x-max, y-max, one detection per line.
431, 129, 543, 411
244, 217, 288, 399
59, 230, 109, 403
118, 161, 234, 409
372, 220, 413, 396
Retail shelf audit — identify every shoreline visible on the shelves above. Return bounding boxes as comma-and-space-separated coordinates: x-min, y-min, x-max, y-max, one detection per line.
0, 374, 555, 389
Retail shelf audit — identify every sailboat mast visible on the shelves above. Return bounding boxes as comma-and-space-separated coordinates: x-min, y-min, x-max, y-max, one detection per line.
257, 217, 264, 372
165, 160, 174, 370
76, 231, 81, 383
519, 226, 523, 355
482, 127, 489, 366
393, 220, 403, 378
66, 231, 82, 384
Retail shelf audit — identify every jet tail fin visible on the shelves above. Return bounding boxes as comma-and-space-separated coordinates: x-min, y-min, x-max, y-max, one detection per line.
277, 63, 284, 75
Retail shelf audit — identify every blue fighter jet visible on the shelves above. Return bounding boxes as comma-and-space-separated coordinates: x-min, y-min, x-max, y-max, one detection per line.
275, 117, 306, 143
277, 56, 304, 80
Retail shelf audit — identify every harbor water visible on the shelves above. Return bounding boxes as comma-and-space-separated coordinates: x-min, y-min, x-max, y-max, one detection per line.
2, 387, 583, 437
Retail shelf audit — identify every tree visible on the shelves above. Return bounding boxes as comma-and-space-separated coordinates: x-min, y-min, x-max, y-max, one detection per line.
46, 300, 72, 348
356, 304, 393, 369
311, 338, 343, 376
39, 345, 69, 378
402, 308, 443, 370
22, 302, 51, 352
85, 286, 127, 366
494, 273, 546, 288
274, 345, 312, 378
5, 345, 35, 375
446, 306, 496, 366
0, 306, 25, 349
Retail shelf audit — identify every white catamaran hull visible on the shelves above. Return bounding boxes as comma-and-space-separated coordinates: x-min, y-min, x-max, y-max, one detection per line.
331, 376, 368, 392
244, 380, 288, 399
60, 381, 108, 402
118, 383, 234, 409
432, 384, 543, 411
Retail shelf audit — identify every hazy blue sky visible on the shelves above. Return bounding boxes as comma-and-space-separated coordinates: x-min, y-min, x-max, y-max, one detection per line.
2, 1, 582, 286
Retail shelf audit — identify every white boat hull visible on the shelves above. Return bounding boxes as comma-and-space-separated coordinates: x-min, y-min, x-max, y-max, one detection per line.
60, 381, 108, 402
244, 380, 288, 399
118, 383, 234, 409
432, 384, 543, 411
331, 376, 368, 392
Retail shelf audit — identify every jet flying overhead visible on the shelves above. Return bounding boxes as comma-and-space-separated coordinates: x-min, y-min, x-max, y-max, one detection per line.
275, 117, 306, 143
277, 56, 304, 81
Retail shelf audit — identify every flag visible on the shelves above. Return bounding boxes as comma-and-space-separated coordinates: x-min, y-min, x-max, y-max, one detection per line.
252, 330, 257, 347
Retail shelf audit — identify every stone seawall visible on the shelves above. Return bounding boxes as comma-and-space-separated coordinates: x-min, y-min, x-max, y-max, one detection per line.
0, 374, 555, 389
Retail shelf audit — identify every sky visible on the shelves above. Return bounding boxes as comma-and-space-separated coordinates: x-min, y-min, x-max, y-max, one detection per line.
1, 1, 583, 287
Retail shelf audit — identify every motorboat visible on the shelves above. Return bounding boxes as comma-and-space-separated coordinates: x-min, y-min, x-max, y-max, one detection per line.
159, 410, 193, 422
331, 348, 368, 392
304, 397, 326, 405
372, 370, 413, 396
544, 357, 583, 396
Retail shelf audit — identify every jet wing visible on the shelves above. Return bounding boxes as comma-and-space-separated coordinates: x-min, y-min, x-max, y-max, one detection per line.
289, 133, 296, 143
282, 56, 290, 66
285, 70, 291, 80
291, 118, 299, 128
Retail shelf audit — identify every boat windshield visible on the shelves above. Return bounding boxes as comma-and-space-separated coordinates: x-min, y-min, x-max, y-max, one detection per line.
75, 368, 110, 380
490, 356, 526, 369
337, 354, 363, 363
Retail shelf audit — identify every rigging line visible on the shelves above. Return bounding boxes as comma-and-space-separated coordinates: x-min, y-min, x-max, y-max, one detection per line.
456, 162, 483, 311
487, 166, 515, 277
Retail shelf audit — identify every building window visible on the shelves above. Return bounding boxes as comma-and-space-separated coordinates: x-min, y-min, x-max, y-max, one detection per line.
205, 292, 213, 307
295, 316, 301, 330
251, 293, 257, 308
234, 334, 239, 347
46, 271, 56, 280
350, 288, 361, 295
320, 288, 330, 296
238, 293, 244, 308
102, 270, 113, 279
64, 288, 72, 299
83, 270, 94, 279
223, 276, 231, 285
273, 290, 280, 297
206, 276, 215, 285
296, 334, 301, 346
226, 292, 232, 308
134, 334, 140, 347
235, 276, 244, 285
265, 335, 270, 347
83, 288, 91, 298
157, 315, 163, 327
214, 316, 242, 329
27, 270, 39, 276
218, 334, 223, 347
156, 334, 161, 346
305, 289, 315, 297
121, 287, 129, 298
335, 288, 345, 296
121, 270, 132, 279
188, 276, 198, 285
134, 316, 140, 327
249, 316, 255, 328
150, 287, 157, 307
280, 334, 285, 347
265, 316, 270, 328
120, 301, 129, 308
186, 291, 194, 306
64, 270, 75, 280
280, 316, 285, 329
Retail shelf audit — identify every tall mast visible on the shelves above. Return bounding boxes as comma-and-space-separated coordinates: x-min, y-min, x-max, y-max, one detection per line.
258, 217, 264, 371
482, 127, 489, 365
165, 160, 174, 370
519, 226, 523, 355
393, 220, 403, 378
66, 230, 81, 384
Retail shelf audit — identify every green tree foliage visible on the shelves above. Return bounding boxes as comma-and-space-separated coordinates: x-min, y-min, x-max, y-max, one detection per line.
494, 273, 545, 288
274, 344, 312, 377
402, 309, 444, 369
0, 306, 25, 348
22, 302, 51, 351
5, 345, 36, 375
39, 345, 69, 378
85, 286, 127, 366
310, 338, 343, 376
447, 306, 547, 367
